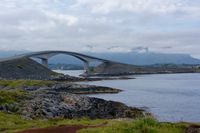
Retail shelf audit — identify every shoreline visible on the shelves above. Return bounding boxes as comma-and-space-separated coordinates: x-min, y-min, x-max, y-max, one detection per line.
0, 79, 143, 119
0, 79, 200, 133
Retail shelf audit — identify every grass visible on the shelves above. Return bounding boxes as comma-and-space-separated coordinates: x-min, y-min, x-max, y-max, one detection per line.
0, 90, 28, 113
78, 118, 186, 133
0, 90, 28, 105
0, 80, 54, 88
0, 112, 108, 133
0, 112, 190, 133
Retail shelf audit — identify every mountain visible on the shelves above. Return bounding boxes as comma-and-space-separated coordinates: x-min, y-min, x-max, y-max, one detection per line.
47, 52, 200, 65
88, 52, 200, 65
0, 50, 200, 65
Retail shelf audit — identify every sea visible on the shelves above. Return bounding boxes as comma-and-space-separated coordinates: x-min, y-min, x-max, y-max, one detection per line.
54, 70, 200, 122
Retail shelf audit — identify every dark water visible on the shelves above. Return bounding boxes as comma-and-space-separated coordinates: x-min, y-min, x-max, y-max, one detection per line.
57, 70, 200, 122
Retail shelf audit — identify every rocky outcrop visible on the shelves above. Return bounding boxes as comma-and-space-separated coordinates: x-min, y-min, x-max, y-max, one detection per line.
51, 74, 135, 82
0, 81, 141, 120
0, 57, 58, 79
21, 83, 122, 94
0, 82, 143, 119
50, 83, 122, 94
21, 92, 143, 119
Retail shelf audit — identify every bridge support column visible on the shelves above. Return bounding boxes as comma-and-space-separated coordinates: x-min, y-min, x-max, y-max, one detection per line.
83, 61, 90, 75
41, 58, 48, 67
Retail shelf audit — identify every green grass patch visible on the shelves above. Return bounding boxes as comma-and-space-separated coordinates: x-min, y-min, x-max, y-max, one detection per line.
17, 65, 23, 69
0, 80, 54, 88
0, 90, 28, 105
0, 112, 108, 133
0, 112, 189, 133
78, 118, 186, 133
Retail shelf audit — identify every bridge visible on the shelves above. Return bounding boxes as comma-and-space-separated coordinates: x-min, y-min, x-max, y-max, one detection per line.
16, 51, 112, 74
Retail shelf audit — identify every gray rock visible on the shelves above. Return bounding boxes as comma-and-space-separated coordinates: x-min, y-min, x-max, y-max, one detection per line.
21, 91, 144, 119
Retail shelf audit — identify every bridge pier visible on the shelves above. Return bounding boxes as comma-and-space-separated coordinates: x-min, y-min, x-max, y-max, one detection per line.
83, 61, 90, 75
41, 58, 48, 67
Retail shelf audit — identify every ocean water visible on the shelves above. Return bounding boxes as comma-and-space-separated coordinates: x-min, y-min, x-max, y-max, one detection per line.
56, 70, 200, 122
53, 70, 84, 77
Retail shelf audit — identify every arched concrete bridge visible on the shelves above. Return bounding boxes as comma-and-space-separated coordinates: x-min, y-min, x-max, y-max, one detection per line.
19, 51, 112, 74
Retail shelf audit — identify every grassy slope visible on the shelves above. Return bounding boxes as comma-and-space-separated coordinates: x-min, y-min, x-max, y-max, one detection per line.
0, 112, 108, 133
0, 90, 27, 105
78, 118, 186, 133
0, 112, 189, 133
0, 80, 54, 106
0, 80, 54, 88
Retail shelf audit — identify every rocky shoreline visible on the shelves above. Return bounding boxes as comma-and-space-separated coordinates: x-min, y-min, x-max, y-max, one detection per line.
51, 74, 135, 82
22, 92, 144, 119
0, 80, 144, 120
23, 82, 122, 94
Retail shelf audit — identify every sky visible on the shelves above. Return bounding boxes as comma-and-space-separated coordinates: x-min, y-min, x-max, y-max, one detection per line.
0, 0, 200, 58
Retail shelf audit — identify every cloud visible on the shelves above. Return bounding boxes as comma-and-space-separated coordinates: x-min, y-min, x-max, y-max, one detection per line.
74, 0, 200, 15
0, 0, 199, 58
44, 11, 78, 26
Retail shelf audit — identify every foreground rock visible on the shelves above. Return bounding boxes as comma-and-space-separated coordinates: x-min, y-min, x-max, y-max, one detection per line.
0, 81, 144, 120
21, 84, 142, 119
22, 92, 143, 119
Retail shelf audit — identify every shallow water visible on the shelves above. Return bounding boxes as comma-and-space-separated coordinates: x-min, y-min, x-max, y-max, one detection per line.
53, 70, 84, 77
57, 70, 200, 122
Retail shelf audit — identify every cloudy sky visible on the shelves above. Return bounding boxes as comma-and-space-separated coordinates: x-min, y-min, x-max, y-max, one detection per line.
0, 0, 200, 58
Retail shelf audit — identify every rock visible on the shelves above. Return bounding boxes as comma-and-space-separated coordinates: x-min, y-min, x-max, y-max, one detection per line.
50, 74, 84, 81
21, 92, 144, 119
0, 81, 144, 120
41, 83, 121, 94
186, 125, 200, 133
0, 57, 57, 80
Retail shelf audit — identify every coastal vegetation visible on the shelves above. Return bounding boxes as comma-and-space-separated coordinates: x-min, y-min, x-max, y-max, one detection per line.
0, 80, 54, 88
78, 118, 187, 133
0, 112, 195, 133
0, 112, 107, 133
0, 90, 27, 105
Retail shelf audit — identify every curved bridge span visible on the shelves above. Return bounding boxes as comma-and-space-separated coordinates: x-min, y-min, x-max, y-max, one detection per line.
20, 51, 112, 74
